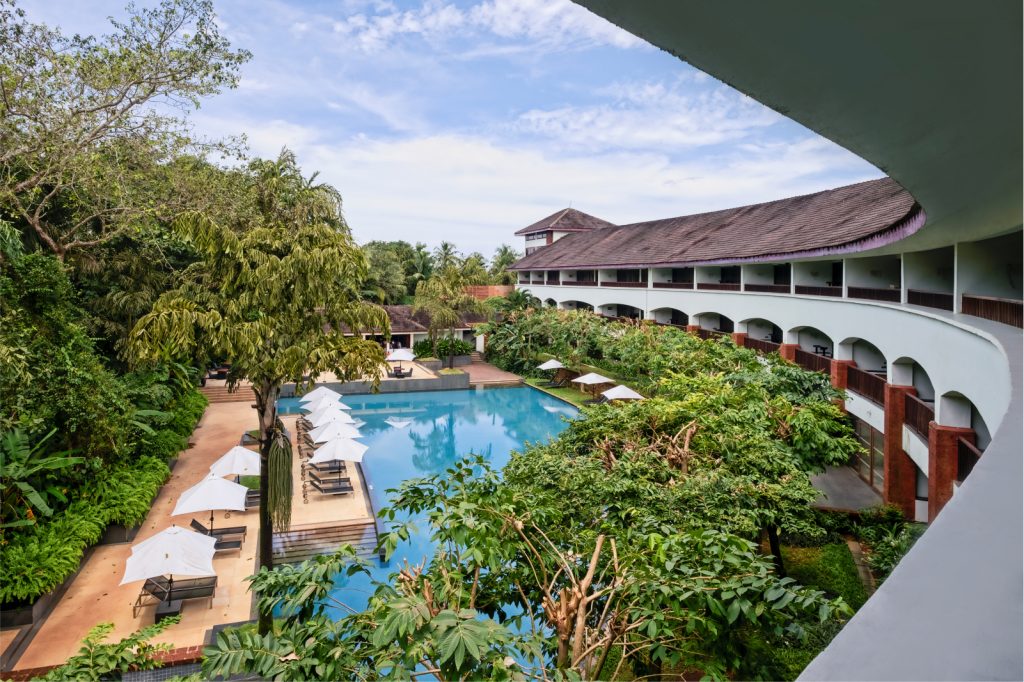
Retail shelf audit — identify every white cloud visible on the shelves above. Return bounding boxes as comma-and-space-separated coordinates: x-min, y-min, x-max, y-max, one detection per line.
514, 79, 782, 152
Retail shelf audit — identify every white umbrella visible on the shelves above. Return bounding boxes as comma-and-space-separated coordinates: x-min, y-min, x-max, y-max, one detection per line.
209, 446, 261, 477
602, 385, 645, 401
537, 359, 565, 371
298, 386, 341, 403
120, 525, 216, 587
309, 408, 356, 427
308, 437, 368, 464
309, 421, 362, 442
386, 348, 415, 362
302, 395, 343, 413
571, 372, 613, 385
172, 473, 248, 531
306, 405, 353, 427
385, 417, 412, 429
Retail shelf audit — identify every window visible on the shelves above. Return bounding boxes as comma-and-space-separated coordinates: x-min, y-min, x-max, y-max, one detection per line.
773, 264, 791, 286
576, 270, 597, 282
720, 266, 741, 284
615, 269, 647, 283
671, 267, 694, 284
850, 416, 885, 494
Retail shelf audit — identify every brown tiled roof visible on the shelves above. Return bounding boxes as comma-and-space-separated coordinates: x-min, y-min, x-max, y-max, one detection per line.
514, 208, 616, 236
510, 178, 919, 270
385, 306, 486, 333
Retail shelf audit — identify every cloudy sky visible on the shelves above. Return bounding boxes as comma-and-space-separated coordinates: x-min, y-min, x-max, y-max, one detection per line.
28, 0, 882, 256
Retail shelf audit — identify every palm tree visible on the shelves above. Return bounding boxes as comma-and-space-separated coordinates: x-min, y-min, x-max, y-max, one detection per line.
433, 241, 461, 271
489, 244, 521, 285
406, 243, 434, 296
129, 151, 388, 635
413, 268, 484, 368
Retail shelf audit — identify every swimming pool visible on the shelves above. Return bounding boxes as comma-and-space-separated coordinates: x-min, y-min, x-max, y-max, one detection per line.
277, 386, 577, 613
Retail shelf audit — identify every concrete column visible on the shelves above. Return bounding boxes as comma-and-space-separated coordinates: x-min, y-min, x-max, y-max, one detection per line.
778, 343, 798, 362
830, 359, 856, 390
884, 384, 917, 519
731, 332, 747, 348
928, 423, 975, 521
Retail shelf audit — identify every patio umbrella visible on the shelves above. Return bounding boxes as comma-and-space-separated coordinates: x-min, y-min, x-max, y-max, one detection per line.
309, 408, 356, 427
602, 385, 645, 401
298, 386, 341, 403
172, 473, 248, 532
537, 359, 565, 371
119, 525, 216, 599
306, 404, 353, 427
571, 372, 614, 397
309, 421, 362, 443
386, 348, 415, 363
302, 395, 343, 413
209, 446, 260, 477
308, 437, 368, 464
385, 417, 412, 429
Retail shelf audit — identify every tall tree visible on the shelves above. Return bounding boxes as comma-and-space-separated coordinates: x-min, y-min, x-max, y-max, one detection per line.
361, 242, 408, 304
406, 242, 434, 295
413, 268, 483, 368
0, 0, 249, 260
433, 241, 460, 271
459, 251, 490, 284
489, 244, 521, 285
128, 152, 387, 634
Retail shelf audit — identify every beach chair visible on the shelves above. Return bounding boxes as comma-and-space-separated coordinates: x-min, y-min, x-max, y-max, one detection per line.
190, 518, 247, 542
133, 576, 218, 618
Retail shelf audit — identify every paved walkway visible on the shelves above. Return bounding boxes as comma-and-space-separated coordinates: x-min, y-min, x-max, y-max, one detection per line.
463, 361, 522, 386
13, 402, 371, 671
811, 466, 882, 512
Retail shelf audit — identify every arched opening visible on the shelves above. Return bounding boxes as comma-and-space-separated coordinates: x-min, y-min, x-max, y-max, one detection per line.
544, 298, 557, 308
837, 337, 887, 372
891, 357, 935, 401
597, 303, 643, 320
789, 325, 834, 357
649, 307, 689, 327
560, 300, 594, 312
740, 317, 783, 343
693, 312, 734, 332
938, 391, 990, 486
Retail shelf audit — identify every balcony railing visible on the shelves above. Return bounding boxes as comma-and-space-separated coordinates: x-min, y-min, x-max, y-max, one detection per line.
531, 280, 545, 285
697, 282, 741, 291
961, 294, 1023, 328
794, 285, 842, 297
908, 288, 954, 311
848, 286, 901, 302
744, 337, 780, 354
957, 437, 983, 483
652, 281, 693, 289
545, 278, 560, 285
904, 393, 934, 440
744, 283, 791, 293
847, 366, 886, 406
794, 348, 831, 373
600, 281, 648, 288
568, 280, 597, 286
695, 328, 727, 340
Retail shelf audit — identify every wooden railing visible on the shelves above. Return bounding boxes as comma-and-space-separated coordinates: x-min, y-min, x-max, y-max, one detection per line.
794, 348, 831, 373
848, 286, 901, 302
695, 328, 727, 340
531, 280, 545, 284
545, 278, 560, 285
652, 282, 692, 289
745, 283, 790, 293
569, 280, 598, 286
904, 393, 934, 440
961, 294, 1023, 328
847, 366, 886, 406
697, 282, 741, 291
744, 337, 780, 354
600, 281, 647, 288
957, 438, 983, 483
794, 285, 842, 297
908, 288, 954, 311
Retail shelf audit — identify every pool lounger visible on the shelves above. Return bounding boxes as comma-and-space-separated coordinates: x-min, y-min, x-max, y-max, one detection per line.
190, 518, 247, 541
133, 576, 217, 618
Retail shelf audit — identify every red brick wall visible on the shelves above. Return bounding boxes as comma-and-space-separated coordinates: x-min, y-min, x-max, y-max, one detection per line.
465, 285, 514, 300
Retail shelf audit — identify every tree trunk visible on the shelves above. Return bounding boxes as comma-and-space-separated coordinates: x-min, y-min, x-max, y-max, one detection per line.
448, 325, 456, 369
766, 525, 786, 577
255, 383, 279, 635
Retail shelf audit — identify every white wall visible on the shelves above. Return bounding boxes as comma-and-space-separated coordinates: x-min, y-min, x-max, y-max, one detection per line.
955, 232, 1024, 301
904, 247, 954, 293
846, 255, 902, 288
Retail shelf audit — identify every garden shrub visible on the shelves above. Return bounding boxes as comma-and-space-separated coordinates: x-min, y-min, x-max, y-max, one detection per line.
413, 337, 473, 359
782, 543, 868, 609
143, 429, 188, 461
166, 389, 208, 436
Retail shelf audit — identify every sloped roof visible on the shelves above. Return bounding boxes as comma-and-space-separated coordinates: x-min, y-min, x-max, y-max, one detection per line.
384, 306, 486, 334
510, 178, 920, 270
514, 208, 616, 236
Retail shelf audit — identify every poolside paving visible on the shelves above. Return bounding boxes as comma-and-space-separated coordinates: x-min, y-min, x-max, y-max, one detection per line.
463, 360, 522, 386
12, 401, 372, 671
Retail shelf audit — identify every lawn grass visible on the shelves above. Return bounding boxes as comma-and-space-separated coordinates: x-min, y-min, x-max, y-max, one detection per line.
525, 377, 591, 408
239, 475, 260, 490
782, 542, 868, 609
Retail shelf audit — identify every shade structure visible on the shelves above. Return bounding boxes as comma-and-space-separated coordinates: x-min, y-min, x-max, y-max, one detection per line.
172, 473, 248, 531
309, 421, 362, 443
602, 385, 645, 401
298, 386, 341, 403
209, 446, 261, 477
308, 437, 369, 464
571, 372, 613, 385
302, 395, 343, 413
309, 408, 356, 428
537, 359, 565, 371
386, 348, 415, 362
385, 417, 412, 429
120, 525, 216, 586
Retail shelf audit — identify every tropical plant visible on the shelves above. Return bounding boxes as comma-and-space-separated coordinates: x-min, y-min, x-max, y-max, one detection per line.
489, 244, 521, 285
433, 241, 461, 271
413, 268, 484, 369
128, 150, 388, 634
37, 617, 179, 681
406, 242, 435, 294
0, 429, 82, 530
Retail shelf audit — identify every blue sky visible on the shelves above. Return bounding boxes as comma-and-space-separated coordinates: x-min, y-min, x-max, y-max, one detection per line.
28, 0, 882, 256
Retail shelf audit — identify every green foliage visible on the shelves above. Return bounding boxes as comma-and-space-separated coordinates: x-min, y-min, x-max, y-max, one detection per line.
414, 337, 473, 359
858, 522, 925, 581
0, 429, 82, 529
782, 543, 868, 610
35, 617, 179, 681
413, 268, 485, 368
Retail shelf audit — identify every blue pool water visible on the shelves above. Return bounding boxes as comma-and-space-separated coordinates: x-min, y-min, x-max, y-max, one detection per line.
277, 386, 577, 615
